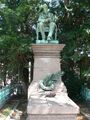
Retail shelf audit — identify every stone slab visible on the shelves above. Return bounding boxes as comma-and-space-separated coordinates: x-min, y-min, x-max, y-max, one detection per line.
27, 82, 79, 115
27, 114, 77, 120
33, 58, 61, 82
27, 98, 79, 115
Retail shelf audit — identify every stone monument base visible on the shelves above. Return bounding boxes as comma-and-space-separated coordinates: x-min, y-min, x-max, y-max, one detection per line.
27, 44, 80, 120
27, 82, 79, 120
27, 115, 77, 120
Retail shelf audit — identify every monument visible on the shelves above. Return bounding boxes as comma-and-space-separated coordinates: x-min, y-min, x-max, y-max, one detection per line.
36, 3, 58, 44
27, 2, 79, 120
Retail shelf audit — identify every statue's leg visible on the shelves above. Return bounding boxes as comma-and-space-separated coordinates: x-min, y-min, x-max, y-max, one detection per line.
47, 22, 56, 41
38, 22, 45, 40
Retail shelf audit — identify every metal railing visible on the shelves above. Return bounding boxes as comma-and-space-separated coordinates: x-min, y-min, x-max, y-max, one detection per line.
81, 86, 90, 101
0, 84, 15, 108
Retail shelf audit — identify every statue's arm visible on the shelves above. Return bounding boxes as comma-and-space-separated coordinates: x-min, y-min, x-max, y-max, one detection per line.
38, 17, 45, 23
49, 13, 58, 22
38, 14, 50, 23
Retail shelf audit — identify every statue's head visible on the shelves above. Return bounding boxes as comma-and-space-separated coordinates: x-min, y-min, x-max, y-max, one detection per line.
43, 3, 48, 13
39, 3, 49, 13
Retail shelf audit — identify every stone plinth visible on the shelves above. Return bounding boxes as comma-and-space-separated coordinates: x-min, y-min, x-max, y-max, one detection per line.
31, 44, 65, 82
31, 44, 64, 58
27, 115, 77, 120
27, 44, 80, 120
27, 82, 79, 120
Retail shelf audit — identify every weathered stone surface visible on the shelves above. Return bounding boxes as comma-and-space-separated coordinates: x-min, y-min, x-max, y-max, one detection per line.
27, 114, 77, 120
32, 44, 64, 82
27, 81, 79, 115
27, 44, 80, 120
32, 44, 65, 58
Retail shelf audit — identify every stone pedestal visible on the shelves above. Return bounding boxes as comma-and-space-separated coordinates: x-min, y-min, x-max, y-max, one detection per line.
27, 44, 80, 120
32, 44, 64, 82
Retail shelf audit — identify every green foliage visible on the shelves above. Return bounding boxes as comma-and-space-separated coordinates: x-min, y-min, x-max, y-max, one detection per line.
59, 0, 90, 99
0, 0, 40, 82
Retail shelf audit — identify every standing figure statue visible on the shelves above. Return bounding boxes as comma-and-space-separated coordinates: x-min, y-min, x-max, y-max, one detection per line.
37, 3, 58, 43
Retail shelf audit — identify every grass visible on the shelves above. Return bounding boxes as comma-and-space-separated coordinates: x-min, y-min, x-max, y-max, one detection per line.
2, 107, 11, 116
0, 100, 17, 119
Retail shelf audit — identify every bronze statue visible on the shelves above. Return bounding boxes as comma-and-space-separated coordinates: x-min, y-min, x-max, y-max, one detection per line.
37, 3, 58, 43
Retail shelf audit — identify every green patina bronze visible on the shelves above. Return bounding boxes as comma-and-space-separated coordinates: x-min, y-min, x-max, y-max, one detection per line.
36, 3, 58, 44
39, 71, 64, 91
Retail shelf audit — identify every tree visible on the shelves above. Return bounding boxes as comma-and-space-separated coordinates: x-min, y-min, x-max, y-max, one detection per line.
0, 0, 40, 89
59, 0, 90, 100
